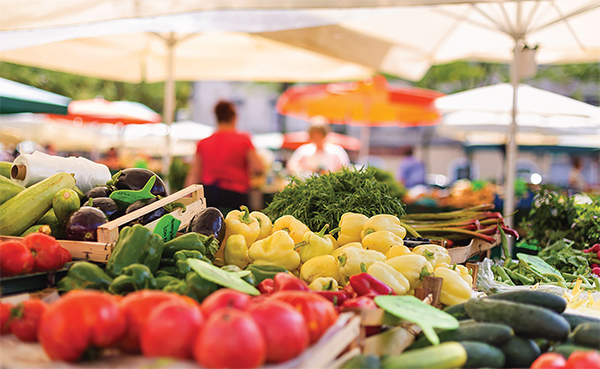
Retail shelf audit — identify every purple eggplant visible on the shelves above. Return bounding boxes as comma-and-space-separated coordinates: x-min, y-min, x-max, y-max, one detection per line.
65, 207, 108, 241
186, 207, 226, 242
112, 168, 167, 197
88, 197, 124, 221
83, 186, 113, 205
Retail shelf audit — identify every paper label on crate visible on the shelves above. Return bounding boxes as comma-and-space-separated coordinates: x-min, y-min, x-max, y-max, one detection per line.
153, 214, 181, 242
374, 295, 459, 346
110, 176, 156, 206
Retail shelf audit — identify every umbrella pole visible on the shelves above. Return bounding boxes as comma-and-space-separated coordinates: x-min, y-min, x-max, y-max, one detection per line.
162, 33, 176, 190
503, 39, 522, 230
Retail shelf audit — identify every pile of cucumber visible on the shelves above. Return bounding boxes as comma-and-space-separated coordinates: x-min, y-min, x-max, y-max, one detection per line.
342, 290, 600, 369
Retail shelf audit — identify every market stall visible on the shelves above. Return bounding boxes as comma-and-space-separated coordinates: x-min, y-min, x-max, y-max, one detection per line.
1, 154, 598, 369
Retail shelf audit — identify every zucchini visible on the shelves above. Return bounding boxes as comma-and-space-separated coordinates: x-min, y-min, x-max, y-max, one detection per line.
443, 302, 470, 320
571, 323, 600, 349
0, 176, 24, 205
487, 290, 567, 313
53, 188, 81, 224
341, 354, 381, 369
380, 342, 467, 369
460, 341, 505, 369
408, 322, 513, 350
550, 343, 597, 359
0, 172, 76, 236
562, 312, 600, 330
19, 224, 52, 237
500, 336, 541, 368
465, 298, 570, 341
0, 161, 11, 178
36, 209, 64, 239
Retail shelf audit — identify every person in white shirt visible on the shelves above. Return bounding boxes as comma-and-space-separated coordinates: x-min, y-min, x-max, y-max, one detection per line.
286, 121, 350, 178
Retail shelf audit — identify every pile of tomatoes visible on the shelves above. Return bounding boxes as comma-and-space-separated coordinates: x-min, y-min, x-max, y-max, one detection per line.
1, 288, 338, 368
0, 234, 71, 277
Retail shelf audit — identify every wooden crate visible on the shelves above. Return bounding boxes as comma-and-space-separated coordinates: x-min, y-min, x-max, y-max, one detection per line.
0, 185, 206, 263
447, 233, 501, 264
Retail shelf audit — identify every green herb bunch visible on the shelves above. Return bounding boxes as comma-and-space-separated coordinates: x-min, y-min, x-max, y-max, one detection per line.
520, 186, 600, 249
264, 166, 406, 232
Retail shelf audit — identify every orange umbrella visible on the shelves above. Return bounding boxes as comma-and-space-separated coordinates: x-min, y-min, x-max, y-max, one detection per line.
277, 75, 443, 127
282, 131, 361, 151
48, 98, 162, 125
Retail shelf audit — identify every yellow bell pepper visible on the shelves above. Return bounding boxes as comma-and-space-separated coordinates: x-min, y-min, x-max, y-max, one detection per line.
300, 255, 343, 284
434, 266, 473, 306
272, 215, 310, 244
296, 224, 334, 263
223, 206, 260, 247
326, 234, 339, 250
308, 277, 339, 291
386, 245, 412, 259
361, 214, 406, 239
385, 254, 434, 290
412, 244, 452, 268
248, 230, 300, 271
454, 264, 474, 286
337, 247, 386, 278
338, 212, 369, 246
223, 234, 250, 269
361, 230, 404, 254
367, 261, 410, 295
331, 242, 362, 259
250, 211, 272, 240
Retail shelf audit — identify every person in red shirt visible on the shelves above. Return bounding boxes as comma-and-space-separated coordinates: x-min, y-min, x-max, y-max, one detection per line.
185, 100, 264, 213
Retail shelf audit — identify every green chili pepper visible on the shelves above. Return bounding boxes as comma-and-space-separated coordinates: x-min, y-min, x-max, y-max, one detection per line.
57, 262, 113, 292
108, 264, 158, 294
504, 268, 527, 285
496, 266, 515, 286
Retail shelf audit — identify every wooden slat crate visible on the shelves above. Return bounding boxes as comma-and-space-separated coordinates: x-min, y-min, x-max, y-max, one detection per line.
447, 233, 501, 264
0, 185, 206, 263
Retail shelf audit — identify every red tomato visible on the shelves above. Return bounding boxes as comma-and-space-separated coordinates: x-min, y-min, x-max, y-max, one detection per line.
200, 289, 251, 318
9, 299, 47, 342
22, 233, 63, 272
566, 351, 600, 369
38, 290, 126, 362
0, 240, 34, 276
248, 299, 309, 363
531, 353, 567, 369
118, 290, 180, 352
193, 308, 266, 369
1, 302, 13, 335
269, 291, 338, 343
59, 247, 72, 267
141, 300, 204, 359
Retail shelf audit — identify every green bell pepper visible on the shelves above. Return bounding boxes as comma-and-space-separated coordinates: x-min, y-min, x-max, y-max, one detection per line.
245, 264, 288, 284
159, 258, 176, 268
57, 262, 113, 292
174, 250, 210, 279
106, 224, 164, 277
155, 275, 181, 289
163, 233, 219, 259
162, 272, 218, 302
156, 266, 177, 277
108, 264, 158, 294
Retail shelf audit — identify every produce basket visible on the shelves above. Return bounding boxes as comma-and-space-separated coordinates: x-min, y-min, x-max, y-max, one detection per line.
447, 233, 501, 264
0, 185, 206, 263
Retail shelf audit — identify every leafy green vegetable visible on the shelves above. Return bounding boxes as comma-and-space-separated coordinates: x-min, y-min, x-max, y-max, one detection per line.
520, 186, 600, 249
264, 166, 406, 231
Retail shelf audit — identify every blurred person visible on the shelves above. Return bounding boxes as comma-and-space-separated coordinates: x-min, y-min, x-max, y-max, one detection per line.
185, 100, 264, 213
396, 145, 425, 188
568, 156, 588, 192
286, 120, 350, 178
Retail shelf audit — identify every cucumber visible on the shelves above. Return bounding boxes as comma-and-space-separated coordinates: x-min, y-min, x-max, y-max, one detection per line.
0, 161, 11, 178
381, 342, 467, 369
550, 343, 597, 359
0, 172, 76, 236
571, 322, 600, 349
0, 175, 24, 205
19, 224, 52, 237
408, 322, 513, 350
487, 290, 567, 313
36, 209, 65, 239
460, 341, 505, 369
465, 298, 570, 341
341, 354, 381, 369
500, 336, 541, 368
53, 188, 81, 224
562, 312, 600, 330
443, 302, 470, 320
